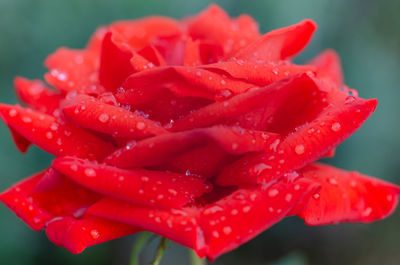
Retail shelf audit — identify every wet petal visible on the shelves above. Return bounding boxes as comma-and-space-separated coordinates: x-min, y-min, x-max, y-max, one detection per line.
104, 126, 279, 168
216, 92, 377, 186
199, 176, 319, 260
234, 19, 316, 62
0, 172, 52, 230
46, 216, 138, 254
14, 77, 61, 114
297, 163, 400, 224
87, 198, 204, 253
62, 97, 168, 138
44, 48, 103, 94
53, 157, 208, 208
0, 104, 115, 160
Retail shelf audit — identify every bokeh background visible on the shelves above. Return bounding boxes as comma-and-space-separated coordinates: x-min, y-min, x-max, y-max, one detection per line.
1, 0, 400, 264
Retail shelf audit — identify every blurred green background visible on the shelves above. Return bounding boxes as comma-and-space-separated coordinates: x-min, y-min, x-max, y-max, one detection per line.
1, 0, 400, 264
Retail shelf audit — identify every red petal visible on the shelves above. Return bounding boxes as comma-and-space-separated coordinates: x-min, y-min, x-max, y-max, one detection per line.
88, 198, 204, 253
14, 77, 61, 114
199, 176, 319, 260
187, 4, 260, 56
9, 127, 31, 153
99, 32, 136, 91
0, 104, 114, 160
234, 19, 316, 62
309, 49, 343, 87
62, 97, 167, 138
297, 163, 400, 224
44, 48, 103, 94
0, 172, 52, 230
200, 61, 315, 87
172, 73, 318, 131
104, 126, 279, 168
109, 16, 181, 50
216, 91, 378, 186
46, 216, 138, 254
117, 66, 254, 105
52, 157, 208, 208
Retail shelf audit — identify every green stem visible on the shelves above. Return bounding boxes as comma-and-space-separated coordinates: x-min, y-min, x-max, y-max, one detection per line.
151, 237, 169, 265
130, 232, 152, 265
189, 249, 207, 265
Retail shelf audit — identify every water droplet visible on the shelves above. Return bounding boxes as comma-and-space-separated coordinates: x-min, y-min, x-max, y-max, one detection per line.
268, 189, 279, 197
9, 109, 17, 117
168, 189, 177, 196
253, 163, 272, 175
242, 206, 251, 212
294, 184, 300, 190
46, 132, 53, 139
295, 144, 305, 155
313, 193, 320, 199
328, 178, 338, 185
70, 164, 78, 172
361, 207, 372, 217
269, 139, 280, 152
22, 116, 32, 123
231, 142, 238, 150
231, 209, 238, 215
98, 113, 110, 123
136, 121, 146, 130
90, 229, 100, 239
141, 176, 149, 182
212, 231, 220, 238
84, 168, 96, 177
331, 122, 341, 132
387, 194, 393, 202
285, 193, 292, 202
223, 226, 232, 235
268, 207, 274, 212
220, 79, 226, 85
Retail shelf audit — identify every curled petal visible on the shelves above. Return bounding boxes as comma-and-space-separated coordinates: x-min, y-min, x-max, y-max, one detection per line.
297, 163, 400, 224
187, 4, 260, 56
52, 157, 208, 208
199, 176, 320, 260
234, 19, 316, 62
0, 104, 114, 160
172, 73, 319, 131
117, 66, 254, 105
216, 93, 378, 186
62, 98, 168, 138
14, 77, 61, 114
104, 126, 279, 168
0, 172, 52, 230
46, 216, 138, 254
309, 49, 343, 87
88, 198, 204, 253
44, 48, 103, 94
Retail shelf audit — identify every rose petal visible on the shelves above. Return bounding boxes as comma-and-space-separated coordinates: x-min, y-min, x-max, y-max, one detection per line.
104, 125, 279, 168
44, 48, 103, 94
309, 49, 343, 87
199, 176, 320, 260
52, 157, 208, 208
14, 77, 61, 114
172, 73, 319, 131
216, 93, 378, 186
297, 163, 400, 224
0, 172, 52, 230
0, 104, 114, 160
46, 216, 138, 254
62, 97, 168, 138
88, 198, 204, 253
234, 19, 316, 62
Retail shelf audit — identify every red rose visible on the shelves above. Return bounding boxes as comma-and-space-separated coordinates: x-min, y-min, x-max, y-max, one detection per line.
0, 4, 399, 260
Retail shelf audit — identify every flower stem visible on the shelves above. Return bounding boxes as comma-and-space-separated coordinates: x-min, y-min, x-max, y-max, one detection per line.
151, 237, 169, 265
130, 232, 152, 265
189, 249, 207, 265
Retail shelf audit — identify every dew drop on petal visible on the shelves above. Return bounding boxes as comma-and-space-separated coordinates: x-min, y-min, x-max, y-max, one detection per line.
136, 122, 146, 130
223, 226, 232, 235
98, 113, 110, 123
9, 109, 17, 117
90, 229, 100, 239
295, 144, 305, 155
268, 189, 279, 197
331, 122, 341, 132
84, 168, 96, 177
